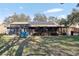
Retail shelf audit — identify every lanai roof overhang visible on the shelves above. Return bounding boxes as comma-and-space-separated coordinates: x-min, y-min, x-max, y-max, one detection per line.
11, 22, 29, 25
29, 22, 65, 28
29, 25, 64, 27
7, 22, 65, 29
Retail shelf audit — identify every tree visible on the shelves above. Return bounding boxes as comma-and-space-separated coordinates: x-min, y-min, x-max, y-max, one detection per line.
60, 3, 79, 7
76, 3, 79, 7
48, 16, 58, 22
67, 9, 79, 26
33, 13, 47, 22
18, 13, 31, 22
4, 13, 31, 25
59, 18, 68, 26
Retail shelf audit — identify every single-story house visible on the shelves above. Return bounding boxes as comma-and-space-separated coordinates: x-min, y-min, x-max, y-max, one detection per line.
7, 22, 65, 36
7, 22, 79, 36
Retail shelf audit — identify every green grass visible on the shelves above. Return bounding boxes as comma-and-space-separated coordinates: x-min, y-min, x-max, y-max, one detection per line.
39, 35, 79, 55
0, 35, 13, 42
1, 35, 79, 56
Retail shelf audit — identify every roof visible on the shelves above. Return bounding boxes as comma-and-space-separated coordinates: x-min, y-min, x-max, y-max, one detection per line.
11, 22, 29, 25
30, 25, 63, 27
29, 22, 63, 27
30, 21, 58, 25
70, 23, 79, 28
9, 21, 64, 27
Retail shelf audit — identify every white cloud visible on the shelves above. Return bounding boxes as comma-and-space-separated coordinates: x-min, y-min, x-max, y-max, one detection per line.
58, 15, 67, 19
6, 11, 15, 17
43, 8, 64, 14
19, 6, 24, 10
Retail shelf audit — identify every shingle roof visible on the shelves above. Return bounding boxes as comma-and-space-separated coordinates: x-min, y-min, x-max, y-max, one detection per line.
70, 24, 79, 28
30, 21, 58, 25
10, 21, 64, 27
29, 21, 61, 27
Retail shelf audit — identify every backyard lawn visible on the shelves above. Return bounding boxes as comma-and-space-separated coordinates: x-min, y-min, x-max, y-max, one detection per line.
0, 35, 79, 56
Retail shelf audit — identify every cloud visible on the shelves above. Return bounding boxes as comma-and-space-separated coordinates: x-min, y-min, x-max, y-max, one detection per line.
19, 6, 24, 10
43, 8, 64, 14
58, 15, 67, 19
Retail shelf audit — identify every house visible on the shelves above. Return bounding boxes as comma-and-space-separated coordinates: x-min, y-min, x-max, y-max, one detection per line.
7, 21, 79, 36
7, 22, 65, 36
67, 23, 79, 35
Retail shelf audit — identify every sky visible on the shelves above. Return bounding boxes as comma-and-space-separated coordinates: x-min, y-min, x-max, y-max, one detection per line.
0, 3, 78, 23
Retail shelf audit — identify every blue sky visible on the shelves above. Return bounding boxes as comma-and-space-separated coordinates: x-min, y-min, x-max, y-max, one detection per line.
0, 3, 78, 23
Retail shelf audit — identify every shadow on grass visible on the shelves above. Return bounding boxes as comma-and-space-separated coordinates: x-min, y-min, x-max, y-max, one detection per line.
0, 37, 19, 55
15, 39, 28, 56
